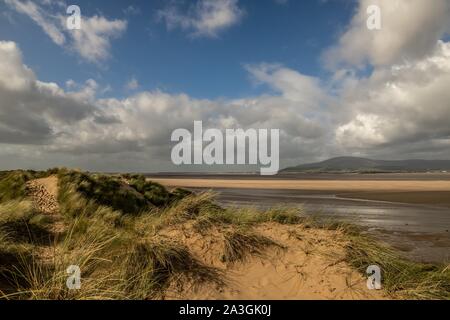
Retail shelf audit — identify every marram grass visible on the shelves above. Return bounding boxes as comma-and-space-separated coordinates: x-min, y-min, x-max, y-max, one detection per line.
0, 169, 449, 300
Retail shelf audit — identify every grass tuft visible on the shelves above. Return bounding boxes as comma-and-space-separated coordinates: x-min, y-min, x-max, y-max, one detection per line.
343, 231, 450, 300
2, 217, 123, 300
222, 229, 282, 263
123, 240, 223, 298
0, 200, 53, 245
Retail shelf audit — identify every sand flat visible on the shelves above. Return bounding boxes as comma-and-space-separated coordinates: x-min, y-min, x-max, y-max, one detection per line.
151, 178, 450, 192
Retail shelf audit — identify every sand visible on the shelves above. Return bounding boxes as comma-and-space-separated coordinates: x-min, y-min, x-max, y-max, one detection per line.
151, 178, 450, 192
26, 175, 65, 249
158, 222, 386, 300
26, 175, 59, 215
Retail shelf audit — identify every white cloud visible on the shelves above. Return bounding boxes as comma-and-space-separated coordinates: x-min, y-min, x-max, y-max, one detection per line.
65, 79, 76, 89
5, 0, 66, 45
4, 0, 127, 63
0, 41, 35, 91
336, 114, 388, 148
334, 41, 450, 154
324, 0, 450, 68
68, 15, 127, 63
316, 0, 450, 160
0, 41, 102, 145
246, 63, 327, 106
158, 0, 244, 38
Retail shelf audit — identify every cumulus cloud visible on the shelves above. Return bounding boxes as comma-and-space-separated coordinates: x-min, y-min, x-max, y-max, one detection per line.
62, 64, 331, 163
158, 0, 244, 38
0, 41, 35, 91
0, 41, 101, 145
311, 0, 450, 160
324, 0, 450, 68
335, 41, 450, 154
4, 0, 127, 63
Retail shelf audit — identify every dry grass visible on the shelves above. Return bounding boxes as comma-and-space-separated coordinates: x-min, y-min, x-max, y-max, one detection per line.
190, 203, 304, 232
123, 240, 223, 299
0, 200, 54, 245
343, 228, 450, 299
2, 216, 123, 300
305, 220, 450, 299
221, 229, 283, 264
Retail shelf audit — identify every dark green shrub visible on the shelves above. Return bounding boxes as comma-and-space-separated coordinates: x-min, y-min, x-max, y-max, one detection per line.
169, 188, 193, 203
129, 179, 171, 207
59, 172, 151, 215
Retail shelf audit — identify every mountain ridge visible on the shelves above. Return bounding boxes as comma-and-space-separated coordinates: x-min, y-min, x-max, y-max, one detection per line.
282, 157, 450, 173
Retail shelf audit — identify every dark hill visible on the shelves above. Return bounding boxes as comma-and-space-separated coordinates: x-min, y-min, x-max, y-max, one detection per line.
282, 157, 450, 173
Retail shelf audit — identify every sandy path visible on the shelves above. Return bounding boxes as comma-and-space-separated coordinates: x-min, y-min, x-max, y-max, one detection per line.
26, 175, 65, 237
36, 176, 59, 198
26, 176, 59, 215
151, 178, 450, 192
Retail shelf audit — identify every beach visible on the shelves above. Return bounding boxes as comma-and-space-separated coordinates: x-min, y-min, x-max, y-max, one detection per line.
149, 174, 450, 263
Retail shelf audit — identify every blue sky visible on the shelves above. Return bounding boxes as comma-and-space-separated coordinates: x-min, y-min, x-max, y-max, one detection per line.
0, 0, 356, 99
1, 0, 450, 172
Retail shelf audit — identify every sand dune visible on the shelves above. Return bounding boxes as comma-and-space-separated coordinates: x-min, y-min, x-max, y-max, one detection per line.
161, 222, 385, 300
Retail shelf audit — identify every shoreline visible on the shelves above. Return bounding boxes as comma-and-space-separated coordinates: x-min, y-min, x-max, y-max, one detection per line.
149, 178, 450, 264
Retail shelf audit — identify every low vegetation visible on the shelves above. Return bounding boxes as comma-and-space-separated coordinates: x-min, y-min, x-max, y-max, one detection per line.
57, 170, 194, 216
123, 240, 223, 299
0, 171, 38, 202
0, 169, 448, 300
222, 229, 283, 263
342, 227, 450, 299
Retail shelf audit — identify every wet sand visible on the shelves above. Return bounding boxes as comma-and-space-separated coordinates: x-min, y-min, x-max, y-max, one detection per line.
149, 174, 450, 263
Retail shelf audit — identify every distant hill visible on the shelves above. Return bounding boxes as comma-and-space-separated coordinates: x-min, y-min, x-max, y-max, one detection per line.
282, 157, 450, 173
